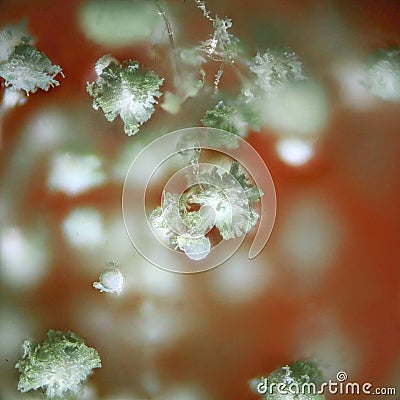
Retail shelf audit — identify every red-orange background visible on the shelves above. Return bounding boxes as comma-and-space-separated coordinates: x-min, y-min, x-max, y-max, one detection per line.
1, 1, 400, 399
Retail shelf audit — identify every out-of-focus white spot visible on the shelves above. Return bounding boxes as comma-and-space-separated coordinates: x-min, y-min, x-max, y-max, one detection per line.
0, 389, 44, 400
156, 384, 210, 400
259, 80, 329, 137
74, 384, 97, 400
210, 249, 271, 304
0, 226, 49, 290
93, 263, 124, 295
25, 109, 73, 152
48, 152, 106, 196
75, 303, 115, 342
62, 208, 105, 249
332, 61, 375, 110
299, 316, 361, 379
0, 307, 36, 363
79, 0, 161, 48
115, 139, 177, 187
141, 373, 161, 397
1, 88, 26, 110
104, 393, 142, 400
149, 13, 178, 46
100, 215, 135, 264
279, 194, 344, 277
125, 301, 186, 347
1, 108, 83, 219
111, 141, 142, 183
137, 301, 180, 345
275, 137, 314, 166
124, 259, 182, 298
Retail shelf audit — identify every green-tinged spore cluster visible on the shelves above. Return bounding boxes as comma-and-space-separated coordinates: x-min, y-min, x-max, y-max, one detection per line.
0, 22, 63, 95
250, 360, 325, 400
190, 163, 262, 240
15, 330, 101, 399
196, 16, 240, 62
201, 99, 260, 138
87, 55, 164, 135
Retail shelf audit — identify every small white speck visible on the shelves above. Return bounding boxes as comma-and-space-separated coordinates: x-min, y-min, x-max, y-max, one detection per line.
93, 263, 124, 295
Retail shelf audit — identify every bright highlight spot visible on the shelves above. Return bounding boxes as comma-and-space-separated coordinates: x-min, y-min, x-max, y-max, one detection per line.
275, 137, 314, 166
0, 226, 49, 290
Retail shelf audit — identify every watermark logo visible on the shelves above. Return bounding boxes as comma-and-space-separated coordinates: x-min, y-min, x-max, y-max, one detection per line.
256, 371, 396, 396
122, 127, 276, 273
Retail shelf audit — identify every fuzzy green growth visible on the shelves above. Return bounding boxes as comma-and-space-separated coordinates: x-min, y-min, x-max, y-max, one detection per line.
0, 21, 32, 62
197, 16, 240, 62
0, 42, 63, 95
250, 360, 325, 400
15, 330, 101, 398
191, 165, 260, 240
201, 101, 238, 132
249, 49, 304, 92
87, 56, 164, 135
229, 162, 263, 203
201, 100, 260, 138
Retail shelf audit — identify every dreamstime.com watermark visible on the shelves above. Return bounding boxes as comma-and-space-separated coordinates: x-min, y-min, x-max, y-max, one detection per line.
256, 371, 397, 396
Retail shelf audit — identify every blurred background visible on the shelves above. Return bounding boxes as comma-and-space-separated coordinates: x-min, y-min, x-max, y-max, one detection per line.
0, 0, 399, 399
